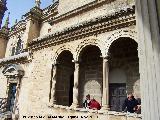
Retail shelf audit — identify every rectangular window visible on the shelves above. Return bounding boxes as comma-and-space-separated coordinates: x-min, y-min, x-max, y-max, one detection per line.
7, 83, 17, 111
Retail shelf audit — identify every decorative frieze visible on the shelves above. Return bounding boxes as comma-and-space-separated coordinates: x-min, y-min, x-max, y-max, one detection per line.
29, 5, 135, 51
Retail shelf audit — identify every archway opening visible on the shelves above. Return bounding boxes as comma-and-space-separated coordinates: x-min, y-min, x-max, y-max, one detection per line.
78, 45, 103, 107
108, 37, 140, 111
55, 50, 74, 106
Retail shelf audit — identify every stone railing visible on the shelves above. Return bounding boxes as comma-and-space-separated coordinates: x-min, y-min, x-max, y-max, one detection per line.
48, 105, 142, 120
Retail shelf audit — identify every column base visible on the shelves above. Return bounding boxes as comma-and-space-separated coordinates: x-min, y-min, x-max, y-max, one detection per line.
101, 105, 110, 111
48, 101, 56, 107
70, 103, 79, 109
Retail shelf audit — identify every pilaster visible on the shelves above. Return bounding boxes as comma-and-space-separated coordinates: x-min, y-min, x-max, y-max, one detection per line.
49, 64, 57, 106
136, 0, 160, 119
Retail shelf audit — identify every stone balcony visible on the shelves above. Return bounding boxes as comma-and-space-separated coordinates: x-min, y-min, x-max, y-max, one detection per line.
47, 105, 142, 120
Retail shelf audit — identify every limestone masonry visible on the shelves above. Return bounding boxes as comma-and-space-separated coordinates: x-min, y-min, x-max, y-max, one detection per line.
0, 0, 160, 120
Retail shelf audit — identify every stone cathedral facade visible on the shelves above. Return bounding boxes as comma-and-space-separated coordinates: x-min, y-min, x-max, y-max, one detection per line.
0, 0, 160, 120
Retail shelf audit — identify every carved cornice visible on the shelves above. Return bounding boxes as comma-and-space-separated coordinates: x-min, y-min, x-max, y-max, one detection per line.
0, 52, 31, 67
42, 1, 59, 22
48, 0, 114, 25
28, 5, 135, 51
9, 20, 26, 37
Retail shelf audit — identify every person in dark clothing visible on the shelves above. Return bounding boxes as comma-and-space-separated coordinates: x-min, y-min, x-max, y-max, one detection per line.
83, 94, 91, 108
122, 94, 139, 113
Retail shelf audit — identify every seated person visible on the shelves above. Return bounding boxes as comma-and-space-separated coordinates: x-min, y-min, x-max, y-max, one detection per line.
83, 94, 91, 108
122, 93, 139, 113
89, 98, 101, 110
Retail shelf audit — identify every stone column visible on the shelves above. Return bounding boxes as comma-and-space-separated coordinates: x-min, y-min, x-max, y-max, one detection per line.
50, 64, 57, 106
136, 0, 160, 119
102, 57, 110, 110
71, 61, 79, 108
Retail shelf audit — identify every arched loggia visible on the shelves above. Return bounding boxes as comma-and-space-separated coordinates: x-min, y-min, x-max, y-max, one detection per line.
78, 45, 103, 107
108, 37, 140, 111
55, 50, 74, 106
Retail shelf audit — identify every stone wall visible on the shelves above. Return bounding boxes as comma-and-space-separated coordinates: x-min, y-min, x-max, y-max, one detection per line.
58, 0, 95, 15
51, 0, 134, 33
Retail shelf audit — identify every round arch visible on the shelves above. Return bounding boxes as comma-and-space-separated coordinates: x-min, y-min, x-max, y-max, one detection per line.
105, 29, 137, 55
52, 45, 75, 64
75, 38, 106, 61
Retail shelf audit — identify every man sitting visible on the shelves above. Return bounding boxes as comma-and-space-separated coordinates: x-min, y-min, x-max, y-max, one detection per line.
122, 93, 139, 113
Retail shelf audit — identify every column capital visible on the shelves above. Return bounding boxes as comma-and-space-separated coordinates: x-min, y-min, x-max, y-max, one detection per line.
52, 62, 59, 67
103, 56, 110, 62
72, 60, 79, 64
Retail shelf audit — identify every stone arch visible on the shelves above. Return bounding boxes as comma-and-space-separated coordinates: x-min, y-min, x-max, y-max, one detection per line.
53, 45, 75, 64
75, 38, 106, 61
106, 29, 137, 55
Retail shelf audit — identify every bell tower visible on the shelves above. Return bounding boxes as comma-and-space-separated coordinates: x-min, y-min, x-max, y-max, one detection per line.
0, 0, 7, 28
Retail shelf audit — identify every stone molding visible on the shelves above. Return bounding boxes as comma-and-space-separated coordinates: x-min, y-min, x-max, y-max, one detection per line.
0, 52, 31, 67
75, 38, 106, 61
36, 28, 136, 66
9, 20, 26, 37
52, 44, 75, 64
105, 29, 137, 53
28, 5, 135, 51
42, 1, 59, 22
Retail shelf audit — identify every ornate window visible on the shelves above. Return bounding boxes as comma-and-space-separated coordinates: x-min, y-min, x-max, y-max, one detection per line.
2, 64, 24, 118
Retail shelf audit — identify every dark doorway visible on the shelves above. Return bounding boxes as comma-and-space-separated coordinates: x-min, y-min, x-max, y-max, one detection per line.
109, 83, 126, 112
69, 74, 74, 106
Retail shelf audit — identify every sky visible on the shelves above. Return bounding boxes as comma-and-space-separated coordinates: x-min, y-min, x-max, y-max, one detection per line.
2, 0, 53, 27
